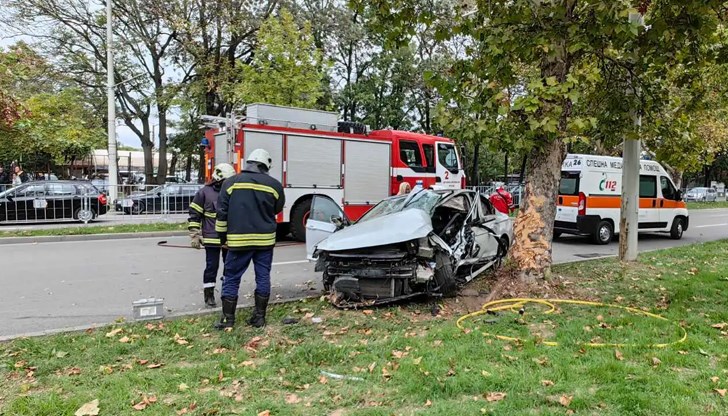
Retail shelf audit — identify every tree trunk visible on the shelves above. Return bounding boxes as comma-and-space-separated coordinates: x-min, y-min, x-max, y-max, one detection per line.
185, 154, 192, 182
471, 142, 480, 185
169, 153, 178, 178
510, 139, 567, 283
142, 142, 154, 185
156, 110, 169, 184
519, 154, 528, 184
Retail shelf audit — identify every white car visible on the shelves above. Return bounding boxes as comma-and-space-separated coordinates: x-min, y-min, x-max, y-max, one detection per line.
306, 189, 513, 308
685, 187, 717, 202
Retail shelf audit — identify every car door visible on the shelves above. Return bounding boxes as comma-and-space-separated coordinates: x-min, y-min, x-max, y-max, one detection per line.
45, 183, 77, 220
470, 193, 502, 258
638, 175, 661, 229
11, 183, 48, 221
305, 195, 349, 260
0, 186, 19, 221
658, 176, 681, 229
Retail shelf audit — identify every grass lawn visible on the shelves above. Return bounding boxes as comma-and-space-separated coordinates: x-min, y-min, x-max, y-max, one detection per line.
2, 241, 728, 415
0, 222, 186, 238
687, 201, 728, 210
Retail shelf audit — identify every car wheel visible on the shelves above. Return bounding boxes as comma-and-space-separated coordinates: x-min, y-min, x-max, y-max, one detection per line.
290, 198, 312, 242
670, 217, 684, 240
592, 221, 613, 245
74, 207, 95, 223
131, 201, 146, 215
433, 251, 457, 297
553, 231, 562, 240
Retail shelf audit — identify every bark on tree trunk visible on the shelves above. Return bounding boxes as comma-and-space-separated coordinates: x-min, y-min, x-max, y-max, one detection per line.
510, 139, 567, 283
142, 143, 154, 185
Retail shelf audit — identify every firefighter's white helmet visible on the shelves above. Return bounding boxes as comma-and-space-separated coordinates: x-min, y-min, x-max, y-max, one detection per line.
212, 163, 236, 182
247, 148, 272, 170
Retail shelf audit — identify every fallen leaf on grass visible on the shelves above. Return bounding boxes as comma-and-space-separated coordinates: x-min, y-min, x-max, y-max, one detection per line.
711, 323, 727, 330
368, 362, 377, 373
615, 350, 624, 361
178, 383, 189, 391
212, 348, 228, 354
258, 411, 271, 416
485, 392, 506, 402
286, 393, 302, 404
119, 336, 131, 343
413, 357, 422, 365
319, 375, 328, 384
541, 380, 555, 387
651, 357, 662, 366
137, 359, 149, 365
559, 395, 574, 407
105, 328, 122, 337
174, 334, 189, 345
715, 389, 727, 398
362, 310, 374, 315
147, 363, 163, 369
711, 376, 720, 383
67, 367, 82, 376
75, 399, 100, 416
425, 399, 432, 407
218, 370, 224, 382
532, 357, 548, 366
245, 336, 264, 352
678, 350, 688, 355
132, 402, 147, 411
241, 360, 255, 367
392, 350, 409, 359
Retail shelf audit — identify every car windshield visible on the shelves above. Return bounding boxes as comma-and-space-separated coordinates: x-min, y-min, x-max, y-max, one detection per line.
357, 190, 443, 223
688, 188, 707, 193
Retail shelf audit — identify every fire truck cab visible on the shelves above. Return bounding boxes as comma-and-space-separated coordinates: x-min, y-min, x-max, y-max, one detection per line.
204, 104, 464, 241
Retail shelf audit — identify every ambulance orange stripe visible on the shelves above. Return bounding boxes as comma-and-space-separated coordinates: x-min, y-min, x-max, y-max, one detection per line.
558, 194, 687, 210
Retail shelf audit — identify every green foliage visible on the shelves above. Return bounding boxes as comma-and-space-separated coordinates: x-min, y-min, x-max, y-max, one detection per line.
232, 9, 326, 108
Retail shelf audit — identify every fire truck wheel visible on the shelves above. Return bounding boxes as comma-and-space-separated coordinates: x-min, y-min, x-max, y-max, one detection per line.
290, 198, 312, 242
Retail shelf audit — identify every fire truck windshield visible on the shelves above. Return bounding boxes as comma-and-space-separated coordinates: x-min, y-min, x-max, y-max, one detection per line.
437, 143, 459, 173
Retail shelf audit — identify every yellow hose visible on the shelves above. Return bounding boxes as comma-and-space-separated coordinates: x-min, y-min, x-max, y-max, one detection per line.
456, 298, 687, 348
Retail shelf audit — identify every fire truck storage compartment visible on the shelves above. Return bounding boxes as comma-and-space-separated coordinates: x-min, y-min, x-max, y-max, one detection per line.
344, 140, 391, 205
286, 135, 342, 188
243, 130, 284, 182
213, 132, 229, 167
246, 104, 338, 132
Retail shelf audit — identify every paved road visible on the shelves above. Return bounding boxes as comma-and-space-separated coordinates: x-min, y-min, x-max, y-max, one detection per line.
1, 209, 726, 339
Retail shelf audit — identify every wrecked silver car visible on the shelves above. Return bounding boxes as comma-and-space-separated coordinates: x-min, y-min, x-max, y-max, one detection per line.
306, 189, 513, 307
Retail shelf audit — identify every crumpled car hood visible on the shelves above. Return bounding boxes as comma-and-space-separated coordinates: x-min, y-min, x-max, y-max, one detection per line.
316, 208, 433, 252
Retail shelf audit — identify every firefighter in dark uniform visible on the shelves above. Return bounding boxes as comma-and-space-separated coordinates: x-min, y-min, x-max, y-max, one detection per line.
214, 149, 285, 329
188, 163, 236, 307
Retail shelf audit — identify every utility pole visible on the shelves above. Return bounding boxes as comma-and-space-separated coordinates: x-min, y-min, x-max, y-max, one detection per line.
107, 0, 119, 205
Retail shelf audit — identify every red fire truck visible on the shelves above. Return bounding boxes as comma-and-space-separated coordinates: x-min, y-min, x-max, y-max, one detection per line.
204, 104, 465, 241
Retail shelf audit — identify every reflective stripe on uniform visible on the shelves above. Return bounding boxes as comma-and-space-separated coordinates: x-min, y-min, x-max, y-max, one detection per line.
190, 202, 204, 213
188, 221, 201, 229
203, 282, 216, 289
204, 212, 217, 219
203, 238, 221, 245
215, 220, 228, 232
227, 239, 276, 248
226, 183, 279, 199
226, 232, 276, 247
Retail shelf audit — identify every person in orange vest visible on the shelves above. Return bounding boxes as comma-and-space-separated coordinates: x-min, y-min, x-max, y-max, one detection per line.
489, 183, 515, 215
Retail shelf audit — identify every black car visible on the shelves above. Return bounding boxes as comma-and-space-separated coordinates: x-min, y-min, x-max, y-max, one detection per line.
0, 181, 109, 223
116, 184, 202, 214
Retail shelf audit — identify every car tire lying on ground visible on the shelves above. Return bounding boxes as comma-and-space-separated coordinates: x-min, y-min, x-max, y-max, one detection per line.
433, 251, 457, 297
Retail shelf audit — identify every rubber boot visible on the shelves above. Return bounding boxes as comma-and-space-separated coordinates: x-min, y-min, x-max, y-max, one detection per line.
204, 287, 216, 308
214, 296, 237, 330
247, 293, 270, 328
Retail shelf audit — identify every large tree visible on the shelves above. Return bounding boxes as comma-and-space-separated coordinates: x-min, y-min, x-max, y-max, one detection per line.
358, 0, 724, 281
232, 8, 325, 107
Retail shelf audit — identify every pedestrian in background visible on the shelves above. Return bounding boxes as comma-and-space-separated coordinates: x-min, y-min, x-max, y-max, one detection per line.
490, 183, 515, 215
13, 166, 29, 185
214, 149, 285, 330
397, 182, 411, 195
188, 163, 236, 308
0, 166, 9, 186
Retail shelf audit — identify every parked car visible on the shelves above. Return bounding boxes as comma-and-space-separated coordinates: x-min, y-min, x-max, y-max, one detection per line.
0, 181, 108, 223
684, 187, 718, 202
306, 189, 513, 308
165, 176, 188, 183
116, 184, 202, 214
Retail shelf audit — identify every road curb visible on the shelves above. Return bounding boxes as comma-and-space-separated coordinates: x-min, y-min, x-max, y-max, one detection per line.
0, 294, 319, 342
0, 231, 188, 245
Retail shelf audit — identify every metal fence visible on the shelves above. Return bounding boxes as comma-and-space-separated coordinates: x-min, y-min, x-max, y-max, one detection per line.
469, 185, 524, 207
0, 182, 202, 226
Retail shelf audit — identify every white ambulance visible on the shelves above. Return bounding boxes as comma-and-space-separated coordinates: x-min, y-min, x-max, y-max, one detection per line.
555, 154, 689, 244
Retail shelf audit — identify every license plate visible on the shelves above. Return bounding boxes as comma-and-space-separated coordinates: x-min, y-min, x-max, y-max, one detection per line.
121, 199, 134, 207
33, 199, 48, 209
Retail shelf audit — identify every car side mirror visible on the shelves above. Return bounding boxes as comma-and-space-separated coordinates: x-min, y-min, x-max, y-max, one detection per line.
676, 190, 683, 201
